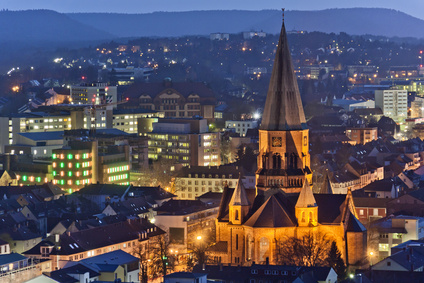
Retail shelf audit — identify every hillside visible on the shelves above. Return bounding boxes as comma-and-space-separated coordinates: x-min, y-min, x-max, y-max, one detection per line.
0, 9, 115, 42
67, 8, 424, 38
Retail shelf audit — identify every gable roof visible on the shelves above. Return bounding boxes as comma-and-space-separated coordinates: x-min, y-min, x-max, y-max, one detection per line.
244, 193, 296, 228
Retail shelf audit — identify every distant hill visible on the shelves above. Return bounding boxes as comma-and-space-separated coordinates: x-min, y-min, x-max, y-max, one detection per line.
0, 9, 114, 43
66, 8, 424, 38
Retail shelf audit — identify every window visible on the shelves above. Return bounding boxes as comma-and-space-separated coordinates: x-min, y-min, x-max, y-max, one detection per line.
359, 209, 364, 216
251, 269, 258, 274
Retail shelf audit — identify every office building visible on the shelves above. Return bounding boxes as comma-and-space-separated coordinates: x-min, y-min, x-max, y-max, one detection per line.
70, 83, 118, 105
147, 118, 220, 167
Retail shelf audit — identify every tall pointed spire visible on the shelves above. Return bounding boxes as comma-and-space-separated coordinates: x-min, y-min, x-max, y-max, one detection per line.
229, 176, 250, 206
296, 179, 317, 208
260, 20, 306, 131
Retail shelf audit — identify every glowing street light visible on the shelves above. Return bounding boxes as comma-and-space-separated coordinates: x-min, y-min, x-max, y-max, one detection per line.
197, 236, 202, 240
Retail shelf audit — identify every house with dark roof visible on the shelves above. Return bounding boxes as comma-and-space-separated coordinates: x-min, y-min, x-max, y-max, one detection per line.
353, 197, 390, 224
387, 188, 424, 217
24, 218, 164, 270
78, 250, 140, 283
371, 245, 424, 272
192, 264, 337, 283
164, 272, 207, 283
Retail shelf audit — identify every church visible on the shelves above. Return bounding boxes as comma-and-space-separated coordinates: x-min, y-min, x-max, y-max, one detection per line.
210, 21, 367, 266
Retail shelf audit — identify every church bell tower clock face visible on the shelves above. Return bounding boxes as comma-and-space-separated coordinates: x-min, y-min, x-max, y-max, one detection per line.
272, 137, 282, 147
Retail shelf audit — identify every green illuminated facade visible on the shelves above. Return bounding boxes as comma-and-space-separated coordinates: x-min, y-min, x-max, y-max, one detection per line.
51, 141, 130, 192
52, 149, 92, 192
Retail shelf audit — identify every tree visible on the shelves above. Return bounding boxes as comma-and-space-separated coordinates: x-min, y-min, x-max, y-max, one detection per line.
149, 234, 174, 278
235, 144, 257, 172
276, 231, 332, 267
134, 158, 175, 188
326, 241, 346, 279
131, 241, 149, 283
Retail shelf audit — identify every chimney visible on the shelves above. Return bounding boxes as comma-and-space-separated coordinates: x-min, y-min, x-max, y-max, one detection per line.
266, 257, 269, 265
55, 234, 60, 243
219, 263, 223, 271
67, 231, 71, 236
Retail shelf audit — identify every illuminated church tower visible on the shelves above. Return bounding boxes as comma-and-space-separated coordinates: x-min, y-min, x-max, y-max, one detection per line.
256, 21, 312, 193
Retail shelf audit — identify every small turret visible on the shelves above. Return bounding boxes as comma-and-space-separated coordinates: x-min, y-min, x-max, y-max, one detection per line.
295, 180, 318, 226
229, 175, 250, 225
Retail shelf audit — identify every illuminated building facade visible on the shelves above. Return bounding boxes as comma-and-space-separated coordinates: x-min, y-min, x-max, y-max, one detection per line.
52, 139, 130, 192
71, 83, 118, 105
147, 118, 220, 166
375, 89, 408, 124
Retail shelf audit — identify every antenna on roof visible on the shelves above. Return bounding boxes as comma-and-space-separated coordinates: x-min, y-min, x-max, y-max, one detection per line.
282, 8, 285, 23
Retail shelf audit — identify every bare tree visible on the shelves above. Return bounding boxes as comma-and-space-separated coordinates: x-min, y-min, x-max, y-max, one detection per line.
134, 158, 175, 188
131, 241, 149, 283
149, 234, 174, 277
276, 231, 333, 267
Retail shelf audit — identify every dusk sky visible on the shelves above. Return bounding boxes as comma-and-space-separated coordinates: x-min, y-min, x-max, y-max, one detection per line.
2, 0, 424, 20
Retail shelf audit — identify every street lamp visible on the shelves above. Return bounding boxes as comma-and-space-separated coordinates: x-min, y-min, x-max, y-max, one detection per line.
197, 236, 202, 240
369, 251, 374, 266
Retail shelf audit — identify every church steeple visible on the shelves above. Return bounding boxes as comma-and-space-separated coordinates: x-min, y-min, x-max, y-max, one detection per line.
255, 18, 312, 194
260, 22, 306, 131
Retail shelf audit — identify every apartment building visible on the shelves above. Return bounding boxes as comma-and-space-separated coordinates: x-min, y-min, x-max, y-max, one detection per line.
375, 89, 408, 124
172, 165, 255, 200
346, 127, 378, 145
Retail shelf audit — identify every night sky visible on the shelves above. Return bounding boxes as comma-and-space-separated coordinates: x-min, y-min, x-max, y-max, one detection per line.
1, 0, 424, 20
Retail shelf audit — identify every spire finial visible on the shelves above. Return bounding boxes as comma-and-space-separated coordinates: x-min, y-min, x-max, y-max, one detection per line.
282, 8, 285, 23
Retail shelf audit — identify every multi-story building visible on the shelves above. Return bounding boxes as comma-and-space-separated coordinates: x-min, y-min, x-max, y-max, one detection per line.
101, 66, 153, 85
113, 108, 163, 134
71, 82, 118, 106
375, 89, 408, 125
0, 106, 160, 153
147, 118, 220, 167
410, 97, 424, 118
345, 127, 378, 145
124, 79, 216, 121
225, 120, 258, 137
371, 215, 424, 258
172, 165, 255, 200
154, 199, 219, 254
52, 137, 130, 192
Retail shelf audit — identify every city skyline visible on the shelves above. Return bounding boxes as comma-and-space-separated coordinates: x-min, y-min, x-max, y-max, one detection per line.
2, 0, 424, 21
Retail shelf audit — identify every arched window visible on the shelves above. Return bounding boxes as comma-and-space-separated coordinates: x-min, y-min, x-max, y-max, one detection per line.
235, 210, 239, 221
301, 211, 306, 222
309, 211, 313, 223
